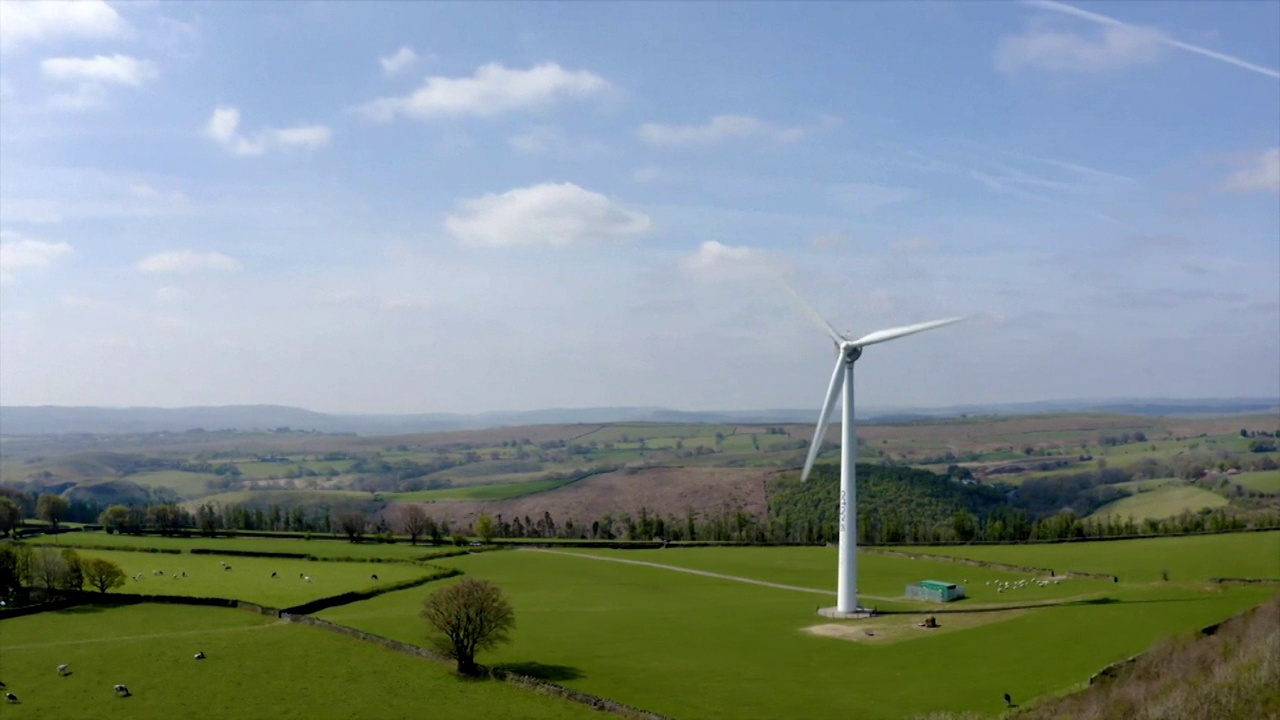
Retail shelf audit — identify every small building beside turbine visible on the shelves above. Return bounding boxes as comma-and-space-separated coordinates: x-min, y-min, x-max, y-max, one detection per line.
906, 580, 965, 602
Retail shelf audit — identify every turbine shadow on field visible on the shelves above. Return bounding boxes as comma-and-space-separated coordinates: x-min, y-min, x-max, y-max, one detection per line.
878, 595, 1205, 616
495, 661, 585, 682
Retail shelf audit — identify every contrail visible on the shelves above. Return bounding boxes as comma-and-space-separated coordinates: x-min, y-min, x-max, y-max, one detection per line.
1024, 0, 1280, 80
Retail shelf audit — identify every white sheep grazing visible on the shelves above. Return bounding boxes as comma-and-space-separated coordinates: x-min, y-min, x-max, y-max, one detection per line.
194, 652, 206, 660
304, 576, 312, 583
57, 663, 70, 676
4, 692, 18, 703
219, 561, 226, 566
114, 684, 130, 697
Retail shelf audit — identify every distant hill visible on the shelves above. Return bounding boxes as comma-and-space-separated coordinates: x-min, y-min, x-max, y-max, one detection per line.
1, 397, 1275, 437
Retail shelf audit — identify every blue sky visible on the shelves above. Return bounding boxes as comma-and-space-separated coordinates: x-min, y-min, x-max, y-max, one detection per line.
1, 0, 1277, 414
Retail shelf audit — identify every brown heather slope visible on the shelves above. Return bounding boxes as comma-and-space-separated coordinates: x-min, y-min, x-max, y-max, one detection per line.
410, 466, 776, 526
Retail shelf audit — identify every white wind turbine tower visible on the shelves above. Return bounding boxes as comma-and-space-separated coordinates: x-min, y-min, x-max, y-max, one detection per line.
788, 286, 964, 616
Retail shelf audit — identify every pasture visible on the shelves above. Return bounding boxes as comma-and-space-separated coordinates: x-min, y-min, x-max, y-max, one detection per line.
29, 531, 442, 560
0, 604, 601, 719
58, 548, 433, 608
1234, 469, 1280, 493
319, 541, 1278, 719
1087, 483, 1228, 521
902, 531, 1280, 582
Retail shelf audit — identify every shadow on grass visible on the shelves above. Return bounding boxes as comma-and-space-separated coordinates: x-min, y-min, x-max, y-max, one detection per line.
56, 605, 111, 615
494, 661, 585, 682
877, 595, 1206, 616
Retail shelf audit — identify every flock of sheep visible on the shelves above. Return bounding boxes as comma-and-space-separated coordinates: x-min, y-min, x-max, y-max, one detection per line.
3, 658, 205, 704
986, 577, 1059, 593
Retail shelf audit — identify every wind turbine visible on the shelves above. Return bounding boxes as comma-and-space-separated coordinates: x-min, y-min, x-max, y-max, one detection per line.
788, 285, 964, 615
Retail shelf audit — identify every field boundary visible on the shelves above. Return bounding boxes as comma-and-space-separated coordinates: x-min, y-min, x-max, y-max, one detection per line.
279, 567, 462, 614
282, 613, 673, 720
867, 548, 1117, 580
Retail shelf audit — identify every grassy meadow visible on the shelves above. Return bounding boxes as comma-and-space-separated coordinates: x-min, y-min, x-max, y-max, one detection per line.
1087, 484, 1228, 521
319, 539, 1279, 719
0, 604, 601, 720
57, 548, 431, 608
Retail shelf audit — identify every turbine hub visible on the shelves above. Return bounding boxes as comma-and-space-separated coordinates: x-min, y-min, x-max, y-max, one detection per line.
841, 343, 862, 364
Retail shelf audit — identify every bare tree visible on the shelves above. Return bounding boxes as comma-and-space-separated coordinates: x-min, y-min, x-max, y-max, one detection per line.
397, 504, 429, 545
33, 548, 69, 591
421, 578, 515, 675
337, 508, 367, 543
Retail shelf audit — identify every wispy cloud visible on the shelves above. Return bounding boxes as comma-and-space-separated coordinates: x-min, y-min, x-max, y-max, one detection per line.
0, 231, 73, 283
41, 54, 158, 110
997, 23, 1163, 74
445, 182, 651, 247
1224, 148, 1280, 195
0, 0, 124, 49
41, 54, 157, 86
138, 250, 241, 273
506, 126, 608, 158
638, 115, 805, 146
1018, 0, 1280, 79
356, 62, 609, 122
379, 46, 418, 75
205, 106, 332, 156
679, 241, 777, 284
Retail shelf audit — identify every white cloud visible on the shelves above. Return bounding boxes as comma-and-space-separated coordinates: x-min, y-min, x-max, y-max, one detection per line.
138, 250, 241, 273
204, 106, 331, 156
41, 54, 157, 86
1022, 0, 1280, 79
0, 0, 124, 49
39, 54, 157, 110
380, 46, 418, 75
355, 62, 609, 122
679, 241, 777, 284
1225, 148, 1280, 195
996, 23, 1164, 74
638, 115, 805, 147
829, 183, 915, 214
0, 231, 73, 283
445, 182, 651, 247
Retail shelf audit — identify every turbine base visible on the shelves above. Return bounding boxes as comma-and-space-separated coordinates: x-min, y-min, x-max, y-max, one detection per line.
817, 606, 876, 620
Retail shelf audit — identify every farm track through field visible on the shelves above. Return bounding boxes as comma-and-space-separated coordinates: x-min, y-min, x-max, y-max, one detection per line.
1, 619, 288, 650
524, 548, 897, 602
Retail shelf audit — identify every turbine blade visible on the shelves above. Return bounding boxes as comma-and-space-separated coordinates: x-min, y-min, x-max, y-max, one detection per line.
800, 357, 846, 482
780, 280, 844, 344
850, 316, 965, 348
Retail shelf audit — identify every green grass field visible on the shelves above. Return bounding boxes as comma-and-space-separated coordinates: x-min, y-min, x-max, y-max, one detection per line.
61, 549, 432, 608
565, 546, 1117, 604
1234, 469, 1280, 493
902, 531, 1280, 582
386, 476, 577, 502
319, 547, 1277, 719
111, 471, 221, 497
0, 604, 601, 719
1088, 483, 1227, 521
29, 531, 447, 560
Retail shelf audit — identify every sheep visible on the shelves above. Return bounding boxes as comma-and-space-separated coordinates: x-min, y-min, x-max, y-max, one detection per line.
219, 561, 226, 566
134, 573, 144, 581
304, 576, 312, 583
299, 573, 305, 579
1004, 692, 1012, 707
223, 566, 232, 572
4, 692, 18, 703
114, 684, 130, 697
194, 652, 206, 660
57, 663, 71, 676
0, 681, 5, 688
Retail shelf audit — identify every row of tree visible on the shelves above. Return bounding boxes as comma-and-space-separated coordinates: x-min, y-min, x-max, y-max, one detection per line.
0, 544, 126, 605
